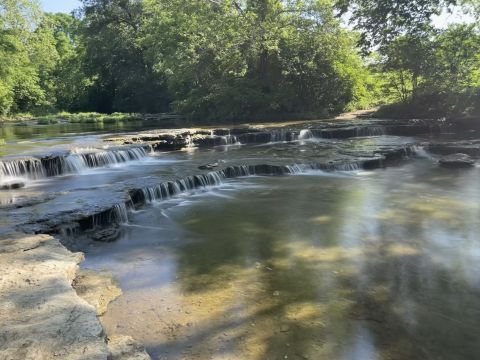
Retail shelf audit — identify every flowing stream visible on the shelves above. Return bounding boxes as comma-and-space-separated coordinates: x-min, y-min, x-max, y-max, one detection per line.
82, 161, 480, 360
1, 119, 479, 359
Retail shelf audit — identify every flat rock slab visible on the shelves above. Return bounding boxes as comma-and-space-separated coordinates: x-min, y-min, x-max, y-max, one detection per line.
0, 233, 109, 360
439, 153, 476, 168
0, 180, 26, 190
427, 141, 480, 157
107, 335, 152, 360
74, 269, 122, 316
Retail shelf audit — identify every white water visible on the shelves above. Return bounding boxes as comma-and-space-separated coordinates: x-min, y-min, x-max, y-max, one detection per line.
0, 146, 148, 182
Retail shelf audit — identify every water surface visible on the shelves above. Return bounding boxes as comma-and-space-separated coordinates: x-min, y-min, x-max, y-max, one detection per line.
82, 160, 480, 360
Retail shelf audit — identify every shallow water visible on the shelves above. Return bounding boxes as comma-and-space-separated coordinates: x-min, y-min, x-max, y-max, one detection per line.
81, 160, 480, 360
2, 120, 480, 359
0, 120, 173, 156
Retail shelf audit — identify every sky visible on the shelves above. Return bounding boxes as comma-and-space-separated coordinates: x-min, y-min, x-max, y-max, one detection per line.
39, 0, 473, 28
39, 0, 81, 14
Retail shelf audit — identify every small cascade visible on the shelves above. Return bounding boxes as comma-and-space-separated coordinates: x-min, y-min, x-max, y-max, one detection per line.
413, 145, 435, 159
140, 171, 229, 204
70, 146, 148, 168
112, 203, 130, 224
45, 146, 415, 236
0, 146, 149, 182
356, 126, 386, 137
134, 162, 367, 207
0, 158, 45, 180
185, 135, 196, 149
269, 129, 296, 142
131, 161, 376, 207
90, 202, 130, 228
218, 134, 240, 145
298, 129, 314, 140
59, 223, 81, 238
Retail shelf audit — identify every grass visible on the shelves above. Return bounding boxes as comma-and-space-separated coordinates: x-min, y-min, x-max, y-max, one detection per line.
1, 112, 144, 125
37, 112, 143, 124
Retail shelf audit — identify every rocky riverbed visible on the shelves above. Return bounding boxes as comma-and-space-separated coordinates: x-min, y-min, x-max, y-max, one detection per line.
1, 116, 480, 359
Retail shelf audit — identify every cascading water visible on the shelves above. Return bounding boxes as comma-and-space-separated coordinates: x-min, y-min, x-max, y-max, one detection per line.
0, 158, 45, 180
69, 146, 148, 168
0, 146, 148, 182
298, 129, 314, 140
133, 161, 371, 207
218, 134, 240, 145
356, 126, 386, 137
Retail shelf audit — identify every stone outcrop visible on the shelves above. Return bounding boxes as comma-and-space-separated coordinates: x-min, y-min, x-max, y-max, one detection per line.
73, 269, 122, 316
0, 233, 109, 360
0, 233, 151, 360
426, 141, 480, 157
107, 335, 152, 360
438, 153, 476, 168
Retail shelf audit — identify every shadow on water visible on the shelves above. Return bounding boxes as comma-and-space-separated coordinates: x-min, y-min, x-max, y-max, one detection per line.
87, 162, 480, 360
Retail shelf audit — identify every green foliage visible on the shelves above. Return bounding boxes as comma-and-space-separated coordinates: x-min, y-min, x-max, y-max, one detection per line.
337, 0, 458, 50
36, 112, 142, 124
1, 0, 478, 121
79, 0, 170, 113
143, 0, 372, 120
377, 24, 480, 118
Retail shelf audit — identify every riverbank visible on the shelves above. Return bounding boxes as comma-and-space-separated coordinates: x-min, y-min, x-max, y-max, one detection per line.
0, 109, 378, 128
0, 112, 184, 126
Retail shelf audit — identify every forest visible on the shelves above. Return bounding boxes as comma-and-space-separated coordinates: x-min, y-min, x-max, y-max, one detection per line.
1, 0, 479, 121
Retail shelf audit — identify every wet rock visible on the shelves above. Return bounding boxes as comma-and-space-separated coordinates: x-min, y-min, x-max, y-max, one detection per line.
107, 335, 151, 360
198, 162, 219, 170
0, 233, 109, 360
73, 269, 122, 316
427, 141, 480, 157
92, 226, 121, 242
237, 132, 274, 144
439, 153, 475, 168
0, 180, 26, 190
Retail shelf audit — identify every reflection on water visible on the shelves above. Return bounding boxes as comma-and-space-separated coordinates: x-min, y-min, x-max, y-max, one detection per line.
81, 161, 480, 360
0, 120, 168, 156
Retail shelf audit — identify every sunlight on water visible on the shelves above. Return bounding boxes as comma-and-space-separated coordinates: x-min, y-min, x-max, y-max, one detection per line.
78, 162, 480, 360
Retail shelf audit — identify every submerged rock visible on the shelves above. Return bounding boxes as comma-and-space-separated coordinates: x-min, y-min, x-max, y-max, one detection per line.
439, 153, 475, 168
107, 335, 151, 360
0, 180, 25, 190
73, 269, 122, 316
427, 141, 480, 157
91, 226, 121, 242
198, 162, 219, 170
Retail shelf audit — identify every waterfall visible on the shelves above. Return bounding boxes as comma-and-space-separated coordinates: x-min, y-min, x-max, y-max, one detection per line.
270, 129, 296, 142
298, 129, 314, 140
59, 223, 81, 238
140, 171, 230, 204
356, 126, 386, 137
0, 158, 46, 180
132, 161, 368, 206
185, 135, 196, 149
0, 146, 148, 181
70, 146, 147, 168
218, 134, 240, 145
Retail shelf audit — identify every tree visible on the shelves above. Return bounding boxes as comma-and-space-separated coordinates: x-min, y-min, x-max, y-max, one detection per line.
79, 0, 170, 113
381, 31, 435, 102
143, 0, 371, 120
0, 0, 46, 114
336, 0, 457, 50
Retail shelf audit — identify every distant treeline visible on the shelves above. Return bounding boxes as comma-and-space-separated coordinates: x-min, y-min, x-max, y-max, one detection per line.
0, 0, 479, 121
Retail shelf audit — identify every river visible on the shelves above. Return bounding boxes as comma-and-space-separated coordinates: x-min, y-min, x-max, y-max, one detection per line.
1, 119, 479, 359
